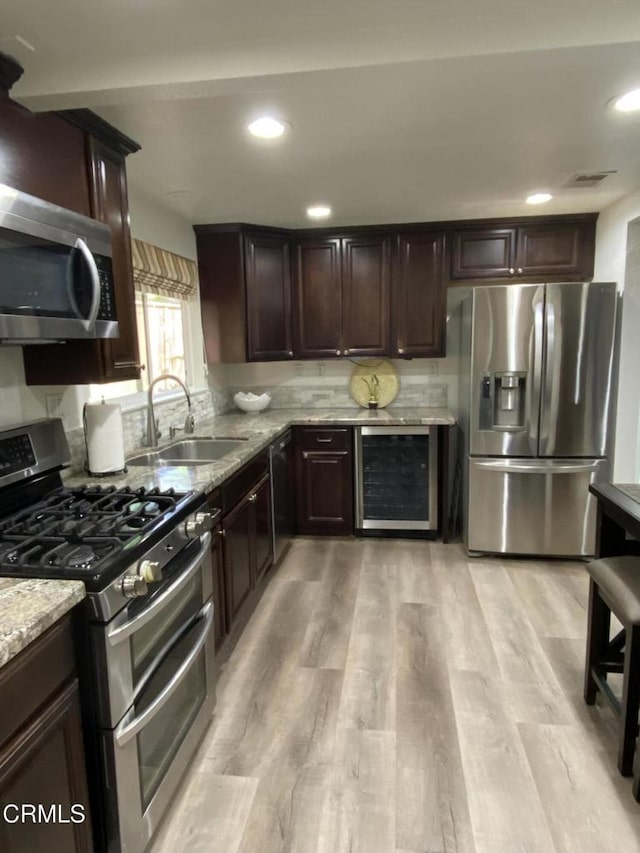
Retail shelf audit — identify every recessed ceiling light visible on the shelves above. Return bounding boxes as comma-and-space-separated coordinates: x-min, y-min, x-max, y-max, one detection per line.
612, 88, 640, 112
526, 193, 553, 205
247, 117, 287, 139
306, 205, 332, 219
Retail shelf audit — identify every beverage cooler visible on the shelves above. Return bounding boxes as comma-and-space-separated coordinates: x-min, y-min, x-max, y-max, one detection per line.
354, 426, 438, 531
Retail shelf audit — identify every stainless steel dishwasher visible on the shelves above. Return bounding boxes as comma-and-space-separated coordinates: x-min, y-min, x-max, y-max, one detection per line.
269, 430, 295, 562
354, 425, 438, 532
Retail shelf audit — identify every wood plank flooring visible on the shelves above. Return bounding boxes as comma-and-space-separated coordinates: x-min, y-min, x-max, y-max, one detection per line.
150, 539, 640, 853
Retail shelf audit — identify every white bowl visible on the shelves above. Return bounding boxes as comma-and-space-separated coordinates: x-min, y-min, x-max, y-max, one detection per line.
234, 391, 272, 413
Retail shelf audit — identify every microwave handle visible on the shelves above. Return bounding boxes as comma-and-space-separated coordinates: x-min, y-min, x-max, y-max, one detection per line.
114, 600, 214, 747
73, 238, 101, 332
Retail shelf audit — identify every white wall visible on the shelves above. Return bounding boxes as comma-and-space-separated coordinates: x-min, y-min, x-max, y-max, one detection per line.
593, 186, 640, 481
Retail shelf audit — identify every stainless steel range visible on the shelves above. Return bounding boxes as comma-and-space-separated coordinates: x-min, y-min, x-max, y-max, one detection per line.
0, 418, 218, 853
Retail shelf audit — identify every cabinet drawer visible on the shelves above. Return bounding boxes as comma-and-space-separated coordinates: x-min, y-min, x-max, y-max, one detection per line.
0, 616, 75, 749
298, 427, 352, 452
221, 451, 269, 515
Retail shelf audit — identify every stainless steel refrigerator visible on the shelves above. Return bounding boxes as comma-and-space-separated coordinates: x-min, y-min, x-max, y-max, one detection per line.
458, 282, 618, 557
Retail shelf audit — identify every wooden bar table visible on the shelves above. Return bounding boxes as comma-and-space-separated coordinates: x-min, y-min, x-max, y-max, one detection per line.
589, 483, 640, 557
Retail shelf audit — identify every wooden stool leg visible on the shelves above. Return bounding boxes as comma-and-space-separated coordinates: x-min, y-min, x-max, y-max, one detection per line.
618, 624, 640, 776
584, 579, 611, 705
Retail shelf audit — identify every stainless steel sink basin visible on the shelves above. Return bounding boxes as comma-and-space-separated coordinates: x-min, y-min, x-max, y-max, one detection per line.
127, 437, 248, 467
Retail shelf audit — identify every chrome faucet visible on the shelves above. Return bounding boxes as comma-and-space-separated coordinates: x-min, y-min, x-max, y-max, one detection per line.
145, 374, 195, 447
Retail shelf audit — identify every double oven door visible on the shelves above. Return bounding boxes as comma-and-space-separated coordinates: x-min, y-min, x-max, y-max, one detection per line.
91, 532, 216, 853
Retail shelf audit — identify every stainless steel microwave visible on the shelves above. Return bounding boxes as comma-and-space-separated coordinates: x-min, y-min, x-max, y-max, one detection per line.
0, 182, 118, 342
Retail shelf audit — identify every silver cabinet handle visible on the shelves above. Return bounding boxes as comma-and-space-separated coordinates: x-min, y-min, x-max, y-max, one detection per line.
509, 267, 515, 274
107, 533, 211, 645
288, 351, 293, 357
398, 347, 404, 354
344, 348, 350, 354
316, 437, 333, 443
517, 267, 523, 274
248, 493, 257, 502
114, 601, 214, 746
335, 349, 341, 356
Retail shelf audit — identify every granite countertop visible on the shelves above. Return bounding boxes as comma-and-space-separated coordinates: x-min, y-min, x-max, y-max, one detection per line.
0, 578, 85, 669
66, 407, 455, 495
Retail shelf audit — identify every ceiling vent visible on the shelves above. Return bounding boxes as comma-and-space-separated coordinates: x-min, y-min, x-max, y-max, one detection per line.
565, 171, 617, 188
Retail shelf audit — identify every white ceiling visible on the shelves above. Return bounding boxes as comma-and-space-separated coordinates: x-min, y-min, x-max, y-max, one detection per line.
5, 1, 640, 227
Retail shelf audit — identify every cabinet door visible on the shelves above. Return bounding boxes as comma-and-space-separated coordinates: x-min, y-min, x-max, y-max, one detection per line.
296, 451, 353, 535
341, 235, 391, 357
245, 234, 294, 361
0, 99, 91, 216
89, 137, 141, 381
294, 238, 343, 358
222, 497, 253, 629
253, 475, 274, 585
210, 526, 227, 651
394, 231, 446, 357
515, 223, 587, 278
0, 680, 93, 853
449, 228, 516, 280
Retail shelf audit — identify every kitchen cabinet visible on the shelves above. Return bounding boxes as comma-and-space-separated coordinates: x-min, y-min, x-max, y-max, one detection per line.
206, 491, 227, 652
295, 427, 354, 534
220, 455, 274, 634
0, 616, 93, 853
294, 234, 391, 359
448, 216, 596, 282
393, 231, 446, 357
20, 110, 141, 385
195, 225, 293, 363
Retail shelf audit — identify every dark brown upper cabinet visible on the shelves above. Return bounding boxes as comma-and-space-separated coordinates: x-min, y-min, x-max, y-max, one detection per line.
15, 109, 142, 385
394, 231, 446, 358
294, 237, 343, 359
195, 225, 293, 363
294, 234, 391, 359
448, 216, 596, 283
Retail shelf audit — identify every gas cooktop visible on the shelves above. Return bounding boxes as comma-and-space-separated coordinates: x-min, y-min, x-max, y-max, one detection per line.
0, 484, 202, 588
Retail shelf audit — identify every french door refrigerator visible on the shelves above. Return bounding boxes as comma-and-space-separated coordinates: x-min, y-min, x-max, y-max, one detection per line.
463, 281, 618, 556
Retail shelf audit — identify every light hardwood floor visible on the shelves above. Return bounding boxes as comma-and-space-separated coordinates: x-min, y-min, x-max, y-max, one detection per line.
150, 538, 640, 853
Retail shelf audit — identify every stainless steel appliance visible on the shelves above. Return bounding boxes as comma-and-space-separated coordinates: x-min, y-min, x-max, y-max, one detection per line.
269, 430, 294, 563
354, 426, 438, 531
0, 419, 218, 853
456, 282, 618, 556
0, 182, 118, 342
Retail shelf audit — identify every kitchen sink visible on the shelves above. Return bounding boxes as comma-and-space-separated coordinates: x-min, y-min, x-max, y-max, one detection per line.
127, 437, 248, 467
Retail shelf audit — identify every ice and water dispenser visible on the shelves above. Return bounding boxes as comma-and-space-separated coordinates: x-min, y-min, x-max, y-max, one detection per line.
479, 372, 527, 430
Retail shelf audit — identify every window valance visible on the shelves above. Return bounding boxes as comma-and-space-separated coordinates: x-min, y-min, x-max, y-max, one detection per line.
131, 238, 198, 300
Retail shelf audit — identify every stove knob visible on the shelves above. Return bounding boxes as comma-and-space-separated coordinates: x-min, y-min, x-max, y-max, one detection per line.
140, 560, 162, 583
120, 575, 148, 599
184, 511, 214, 539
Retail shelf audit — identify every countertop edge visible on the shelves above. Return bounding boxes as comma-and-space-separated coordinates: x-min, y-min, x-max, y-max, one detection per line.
0, 579, 86, 670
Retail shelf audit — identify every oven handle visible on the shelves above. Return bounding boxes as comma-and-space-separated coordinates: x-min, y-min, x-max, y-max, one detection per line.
114, 600, 213, 747
107, 532, 211, 646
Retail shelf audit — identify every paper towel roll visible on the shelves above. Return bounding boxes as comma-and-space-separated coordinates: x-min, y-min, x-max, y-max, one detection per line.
84, 401, 125, 475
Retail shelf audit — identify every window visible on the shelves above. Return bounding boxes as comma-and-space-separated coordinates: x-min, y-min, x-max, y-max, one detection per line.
136, 293, 186, 390
89, 294, 189, 402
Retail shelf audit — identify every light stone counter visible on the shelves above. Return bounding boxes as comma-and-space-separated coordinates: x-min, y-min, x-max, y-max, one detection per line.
0, 577, 85, 668
65, 407, 456, 495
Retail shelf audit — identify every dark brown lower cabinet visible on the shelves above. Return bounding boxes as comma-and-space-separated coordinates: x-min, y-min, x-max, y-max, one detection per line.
222, 496, 254, 628
0, 618, 93, 853
295, 428, 354, 535
220, 463, 274, 638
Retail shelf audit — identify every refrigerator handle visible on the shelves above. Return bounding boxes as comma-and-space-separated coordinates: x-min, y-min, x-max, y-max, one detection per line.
541, 301, 556, 446
529, 300, 544, 446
